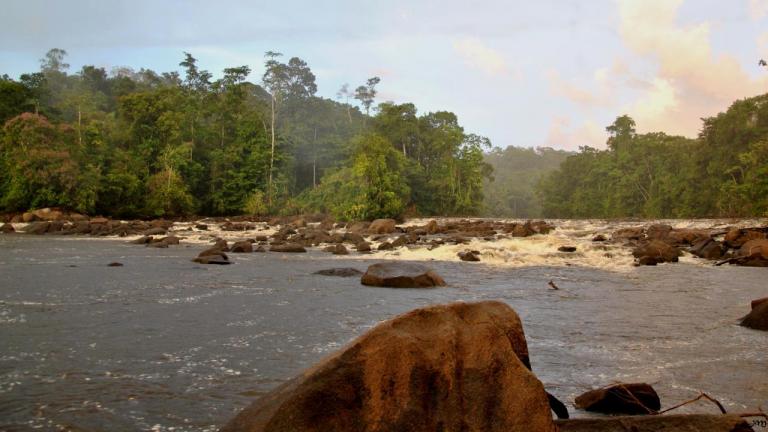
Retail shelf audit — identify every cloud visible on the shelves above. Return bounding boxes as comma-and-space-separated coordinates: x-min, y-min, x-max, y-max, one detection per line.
547, 59, 629, 109
545, 116, 606, 150
614, 0, 768, 135
452, 37, 515, 78
748, 0, 768, 20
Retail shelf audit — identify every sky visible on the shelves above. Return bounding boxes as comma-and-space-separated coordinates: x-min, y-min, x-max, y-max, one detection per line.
1, 0, 767, 151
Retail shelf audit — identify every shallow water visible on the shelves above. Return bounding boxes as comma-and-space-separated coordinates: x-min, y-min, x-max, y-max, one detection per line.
0, 225, 766, 431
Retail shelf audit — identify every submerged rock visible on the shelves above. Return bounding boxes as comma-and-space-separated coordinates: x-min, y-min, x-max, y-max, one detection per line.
314, 268, 363, 277
107, 262, 123, 267
556, 414, 754, 432
458, 250, 481, 262
558, 246, 577, 253
220, 301, 558, 432
129, 235, 152, 245
361, 262, 446, 288
575, 383, 660, 415
193, 251, 231, 265
270, 243, 307, 253
741, 300, 768, 331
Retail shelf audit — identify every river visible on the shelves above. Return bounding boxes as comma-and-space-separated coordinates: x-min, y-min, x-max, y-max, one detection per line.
0, 220, 766, 431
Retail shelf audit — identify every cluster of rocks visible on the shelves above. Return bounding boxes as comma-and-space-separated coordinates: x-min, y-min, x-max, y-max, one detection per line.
608, 223, 768, 267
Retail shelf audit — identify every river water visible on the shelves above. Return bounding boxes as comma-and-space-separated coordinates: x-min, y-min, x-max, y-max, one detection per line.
0, 220, 766, 431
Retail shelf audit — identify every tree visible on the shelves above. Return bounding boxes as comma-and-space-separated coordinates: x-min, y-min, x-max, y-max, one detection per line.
354, 76, 381, 116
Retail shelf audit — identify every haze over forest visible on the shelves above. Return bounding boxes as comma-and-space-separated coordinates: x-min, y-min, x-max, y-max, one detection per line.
1, 0, 767, 219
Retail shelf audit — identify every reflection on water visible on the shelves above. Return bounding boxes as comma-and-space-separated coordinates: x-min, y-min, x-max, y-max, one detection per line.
0, 226, 766, 431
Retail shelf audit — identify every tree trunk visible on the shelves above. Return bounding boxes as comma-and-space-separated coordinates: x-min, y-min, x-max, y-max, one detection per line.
77, 105, 82, 147
268, 95, 276, 205
312, 126, 318, 188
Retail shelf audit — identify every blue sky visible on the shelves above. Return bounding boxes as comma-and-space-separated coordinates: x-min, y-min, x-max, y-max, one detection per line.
1, 0, 767, 150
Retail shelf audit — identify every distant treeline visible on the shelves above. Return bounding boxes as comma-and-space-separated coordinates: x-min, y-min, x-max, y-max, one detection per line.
0, 49, 492, 220
536, 96, 768, 218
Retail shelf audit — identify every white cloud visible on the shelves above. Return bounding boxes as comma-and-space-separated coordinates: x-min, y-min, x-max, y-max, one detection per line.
748, 0, 768, 20
452, 37, 516, 78
545, 116, 606, 150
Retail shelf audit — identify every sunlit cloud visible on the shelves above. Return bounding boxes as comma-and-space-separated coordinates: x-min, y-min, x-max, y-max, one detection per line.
452, 37, 516, 78
545, 116, 606, 151
748, 0, 768, 20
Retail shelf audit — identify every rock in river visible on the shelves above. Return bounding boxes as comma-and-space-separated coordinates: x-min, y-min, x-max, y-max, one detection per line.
230, 240, 254, 253
458, 250, 481, 262
314, 268, 363, 277
575, 383, 660, 415
269, 243, 307, 253
367, 218, 396, 234
220, 301, 558, 432
632, 240, 681, 265
740, 300, 768, 331
361, 262, 446, 288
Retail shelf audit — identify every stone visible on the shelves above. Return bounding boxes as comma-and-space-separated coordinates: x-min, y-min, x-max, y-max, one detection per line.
22, 212, 38, 223
377, 241, 394, 251
740, 301, 768, 331
575, 383, 660, 415
458, 250, 481, 262
558, 246, 577, 253
368, 218, 396, 234
690, 238, 725, 260
195, 224, 208, 230
343, 232, 364, 244
592, 234, 607, 242
90, 217, 109, 224
270, 243, 307, 253
361, 262, 446, 288
231, 240, 254, 253
193, 252, 231, 265
555, 414, 754, 432
146, 240, 169, 248
355, 241, 371, 252
107, 262, 124, 267
725, 228, 766, 248
143, 227, 167, 236
0, 223, 14, 233
22, 221, 51, 235
632, 240, 681, 264
646, 224, 673, 241
612, 227, 644, 241
314, 268, 363, 277
391, 235, 409, 248
324, 244, 349, 255
129, 236, 152, 245
752, 297, 768, 310
159, 236, 180, 245
220, 301, 558, 432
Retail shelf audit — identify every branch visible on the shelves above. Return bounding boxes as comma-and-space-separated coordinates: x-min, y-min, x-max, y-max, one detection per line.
657, 392, 726, 415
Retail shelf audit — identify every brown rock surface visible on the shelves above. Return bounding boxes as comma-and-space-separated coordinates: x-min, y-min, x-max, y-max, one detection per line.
270, 243, 307, 253
575, 383, 660, 415
632, 240, 681, 264
361, 262, 446, 288
555, 414, 754, 432
368, 218, 397, 234
220, 301, 557, 432
740, 301, 768, 331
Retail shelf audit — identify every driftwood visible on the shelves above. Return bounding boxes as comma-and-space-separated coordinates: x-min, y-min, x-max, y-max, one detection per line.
548, 280, 560, 290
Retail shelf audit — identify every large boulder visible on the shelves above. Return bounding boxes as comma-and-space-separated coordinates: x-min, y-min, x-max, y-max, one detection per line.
193, 252, 231, 265
575, 383, 660, 415
724, 228, 766, 248
632, 240, 681, 265
667, 229, 710, 246
740, 300, 768, 331
646, 224, 673, 241
458, 250, 481, 262
612, 227, 644, 241
368, 218, 397, 234
221, 301, 558, 432
0, 223, 14, 233
556, 414, 754, 432
22, 221, 51, 235
361, 262, 446, 288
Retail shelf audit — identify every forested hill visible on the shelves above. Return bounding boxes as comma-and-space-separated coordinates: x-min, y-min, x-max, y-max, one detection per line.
536, 95, 768, 218
483, 146, 572, 218
0, 49, 492, 220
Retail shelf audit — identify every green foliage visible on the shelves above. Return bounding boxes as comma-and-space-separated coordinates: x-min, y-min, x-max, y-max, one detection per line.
242, 190, 268, 216
537, 97, 768, 218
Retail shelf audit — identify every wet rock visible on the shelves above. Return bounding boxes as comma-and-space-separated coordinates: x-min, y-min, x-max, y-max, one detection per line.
129, 236, 152, 245
632, 240, 681, 265
220, 301, 557, 432
22, 221, 51, 235
89, 217, 109, 224
270, 243, 307, 253
0, 223, 14, 233
347, 221, 370, 234
575, 383, 660, 415
159, 236, 181, 245
724, 228, 766, 248
690, 238, 725, 260
592, 234, 607, 242
667, 229, 710, 246
368, 218, 396, 234
107, 262, 124, 267
193, 251, 231, 265
355, 241, 371, 252
22, 212, 38, 222
142, 227, 167, 236
741, 300, 768, 331
314, 268, 363, 277
637, 256, 658, 266
752, 297, 768, 310
391, 235, 409, 248
558, 246, 577, 253
231, 240, 254, 253
195, 224, 208, 230
253, 245, 266, 252
324, 244, 349, 255
555, 414, 754, 432
425, 219, 439, 234
361, 262, 446, 288
377, 241, 394, 251
646, 224, 673, 241
255, 235, 269, 242
512, 223, 534, 237
212, 239, 229, 252
146, 239, 169, 248
530, 220, 555, 235
458, 250, 481, 262
612, 227, 644, 241
342, 232, 364, 245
